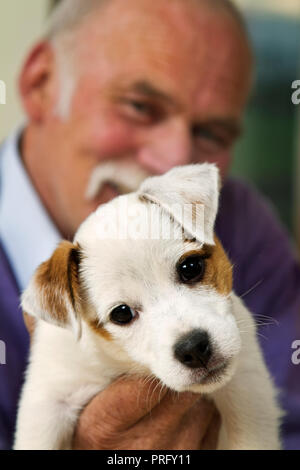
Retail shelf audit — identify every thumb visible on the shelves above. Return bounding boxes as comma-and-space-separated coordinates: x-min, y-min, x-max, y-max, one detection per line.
85, 375, 169, 430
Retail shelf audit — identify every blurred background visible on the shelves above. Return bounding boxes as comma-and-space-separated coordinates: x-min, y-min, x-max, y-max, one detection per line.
0, 0, 300, 244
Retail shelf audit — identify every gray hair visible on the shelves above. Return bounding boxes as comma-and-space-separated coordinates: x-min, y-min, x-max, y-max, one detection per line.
47, 0, 247, 42
47, 0, 107, 41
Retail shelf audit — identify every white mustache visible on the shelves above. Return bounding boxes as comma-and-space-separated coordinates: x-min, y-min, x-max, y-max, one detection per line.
85, 161, 151, 201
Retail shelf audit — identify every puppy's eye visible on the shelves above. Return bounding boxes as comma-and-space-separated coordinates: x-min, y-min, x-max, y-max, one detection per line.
177, 256, 206, 284
110, 305, 136, 325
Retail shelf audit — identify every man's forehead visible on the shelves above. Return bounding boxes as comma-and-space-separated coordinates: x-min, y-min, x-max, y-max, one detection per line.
75, 0, 252, 120
78, 1, 251, 82
79, 0, 232, 57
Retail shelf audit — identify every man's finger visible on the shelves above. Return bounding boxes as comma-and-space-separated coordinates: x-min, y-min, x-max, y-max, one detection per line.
139, 387, 202, 429
200, 407, 221, 450
166, 399, 219, 450
133, 395, 217, 450
81, 376, 170, 430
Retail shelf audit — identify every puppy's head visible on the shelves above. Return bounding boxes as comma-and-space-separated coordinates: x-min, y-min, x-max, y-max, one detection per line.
22, 164, 241, 393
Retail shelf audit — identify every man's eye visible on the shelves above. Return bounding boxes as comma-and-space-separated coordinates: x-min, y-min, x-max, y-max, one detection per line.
192, 126, 221, 143
192, 125, 228, 149
122, 99, 163, 123
128, 100, 152, 114
110, 304, 136, 325
177, 255, 206, 284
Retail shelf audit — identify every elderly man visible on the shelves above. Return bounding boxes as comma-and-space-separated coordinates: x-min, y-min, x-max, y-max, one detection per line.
0, 0, 299, 450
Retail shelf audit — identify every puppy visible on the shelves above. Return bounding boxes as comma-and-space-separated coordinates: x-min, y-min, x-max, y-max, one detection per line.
14, 164, 282, 450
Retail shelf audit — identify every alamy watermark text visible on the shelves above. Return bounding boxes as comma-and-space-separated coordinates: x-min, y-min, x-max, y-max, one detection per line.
291, 340, 300, 365
0, 341, 6, 365
0, 80, 6, 104
292, 80, 300, 105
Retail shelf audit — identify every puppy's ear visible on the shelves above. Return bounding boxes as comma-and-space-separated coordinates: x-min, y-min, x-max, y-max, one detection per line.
138, 164, 220, 245
21, 241, 82, 336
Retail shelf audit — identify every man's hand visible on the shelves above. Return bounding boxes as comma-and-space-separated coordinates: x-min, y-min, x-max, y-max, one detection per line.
72, 377, 220, 450
23, 313, 220, 450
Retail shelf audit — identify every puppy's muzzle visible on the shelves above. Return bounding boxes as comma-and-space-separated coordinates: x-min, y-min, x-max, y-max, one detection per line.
174, 329, 212, 369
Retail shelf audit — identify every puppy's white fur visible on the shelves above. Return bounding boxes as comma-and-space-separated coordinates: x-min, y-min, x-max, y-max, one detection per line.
14, 164, 282, 450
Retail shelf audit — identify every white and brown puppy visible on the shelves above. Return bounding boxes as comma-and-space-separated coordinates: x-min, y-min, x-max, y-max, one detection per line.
14, 164, 281, 450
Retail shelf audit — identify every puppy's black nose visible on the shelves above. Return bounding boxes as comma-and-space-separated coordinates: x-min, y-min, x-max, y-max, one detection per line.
174, 330, 212, 369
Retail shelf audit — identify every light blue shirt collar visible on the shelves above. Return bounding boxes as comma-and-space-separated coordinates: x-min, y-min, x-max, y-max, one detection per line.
0, 128, 61, 292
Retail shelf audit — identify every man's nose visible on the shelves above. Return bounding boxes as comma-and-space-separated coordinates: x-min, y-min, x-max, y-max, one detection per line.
174, 330, 212, 369
137, 118, 192, 174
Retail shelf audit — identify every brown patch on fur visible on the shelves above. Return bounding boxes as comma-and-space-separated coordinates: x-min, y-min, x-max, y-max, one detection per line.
206, 236, 233, 295
181, 236, 233, 295
23, 312, 36, 341
88, 318, 113, 341
34, 241, 81, 325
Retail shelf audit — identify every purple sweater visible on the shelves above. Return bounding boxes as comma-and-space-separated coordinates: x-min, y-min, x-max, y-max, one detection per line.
0, 178, 300, 450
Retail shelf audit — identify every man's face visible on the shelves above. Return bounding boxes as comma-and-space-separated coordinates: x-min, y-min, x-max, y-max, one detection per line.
22, 0, 252, 237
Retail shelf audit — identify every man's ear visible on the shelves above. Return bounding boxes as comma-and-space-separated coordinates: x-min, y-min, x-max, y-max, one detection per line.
138, 164, 220, 245
21, 241, 82, 337
19, 42, 57, 122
